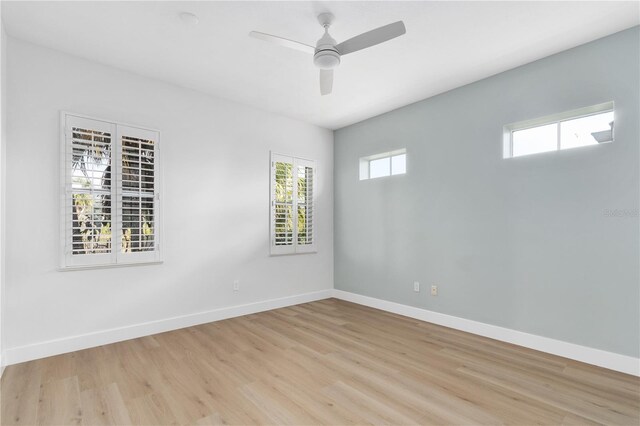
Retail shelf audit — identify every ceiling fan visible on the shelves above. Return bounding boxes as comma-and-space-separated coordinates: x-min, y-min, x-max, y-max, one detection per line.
249, 13, 406, 96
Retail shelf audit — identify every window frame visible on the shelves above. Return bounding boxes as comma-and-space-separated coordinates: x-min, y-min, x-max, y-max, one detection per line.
59, 112, 163, 270
269, 152, 317, 256
503, 102, 614, 159
359, 148, 407, 180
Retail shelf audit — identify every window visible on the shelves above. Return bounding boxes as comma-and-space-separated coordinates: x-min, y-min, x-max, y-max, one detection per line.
61, 113, 161, 268
504, 102, 614, 158
359, 149, 407, 180
270, 153, 316, 255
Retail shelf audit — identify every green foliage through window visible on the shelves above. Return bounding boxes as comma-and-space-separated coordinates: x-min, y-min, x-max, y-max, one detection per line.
272, 156, 314, 252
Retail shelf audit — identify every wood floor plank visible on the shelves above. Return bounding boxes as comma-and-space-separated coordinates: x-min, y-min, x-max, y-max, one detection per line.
266, 376, 366, 425
322, 380, 420, 425
36, 376, 82, 425
80, 382, 131, 426
458, 363, 637, 424
0, 361, 42, 426
124, 392, 178, 426
2, 299, 638, 425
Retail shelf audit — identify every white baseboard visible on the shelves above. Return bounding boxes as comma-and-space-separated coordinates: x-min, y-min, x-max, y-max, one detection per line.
4, 289, 333, 366
6, 288, 638, 377
332, 289, 639, 377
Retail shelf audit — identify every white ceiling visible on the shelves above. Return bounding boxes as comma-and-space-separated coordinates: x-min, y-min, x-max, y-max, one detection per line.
2, 1, 639, 129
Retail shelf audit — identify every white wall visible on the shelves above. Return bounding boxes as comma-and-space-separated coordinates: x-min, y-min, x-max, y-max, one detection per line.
3, 37, 333, 362
0, 15, 6, 371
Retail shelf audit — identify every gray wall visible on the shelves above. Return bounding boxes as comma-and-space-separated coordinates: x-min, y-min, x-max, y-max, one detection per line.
334, 27, 639, 357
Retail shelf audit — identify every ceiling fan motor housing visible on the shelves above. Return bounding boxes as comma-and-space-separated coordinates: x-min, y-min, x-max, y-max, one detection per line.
314, 32, 340, 69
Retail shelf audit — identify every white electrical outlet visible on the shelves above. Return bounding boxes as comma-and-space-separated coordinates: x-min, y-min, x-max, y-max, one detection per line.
431, 285, 438, 296
413, 281, 420, 292
233, 280, 240, 291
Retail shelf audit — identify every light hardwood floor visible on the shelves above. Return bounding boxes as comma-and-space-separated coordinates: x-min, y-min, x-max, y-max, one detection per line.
1, 299, 639, 425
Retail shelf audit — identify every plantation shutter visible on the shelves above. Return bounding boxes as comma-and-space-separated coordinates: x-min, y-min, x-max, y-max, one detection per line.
116, 125, 161, 263
63, 116, 117, 267
295, 158, 315, 253
271, 154, 295, 255
270, 153, 316, 255
62, 114, 161, 268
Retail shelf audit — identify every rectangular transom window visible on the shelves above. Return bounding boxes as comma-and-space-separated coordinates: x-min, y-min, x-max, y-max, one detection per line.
270, 153, 316, 255
503, 102, 614, 158
61, 113, 161, 268
359, 149, 407, 180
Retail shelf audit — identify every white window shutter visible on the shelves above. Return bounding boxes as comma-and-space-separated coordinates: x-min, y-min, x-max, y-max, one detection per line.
61, 113, 161, 268
270, 152, 316, 255
294, 158, 316, 253
116, 125, 161, 264
270, 153, 295, 255
63, 115, 117, 267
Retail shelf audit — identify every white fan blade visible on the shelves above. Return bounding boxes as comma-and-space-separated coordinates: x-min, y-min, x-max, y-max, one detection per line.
320, 69, 333, 96
336, 21, 406, 55
249, 31, 315, 54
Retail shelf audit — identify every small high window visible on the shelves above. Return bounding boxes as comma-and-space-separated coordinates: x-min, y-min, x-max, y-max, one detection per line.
360, 149, 406, 180
503, 102, 614, 158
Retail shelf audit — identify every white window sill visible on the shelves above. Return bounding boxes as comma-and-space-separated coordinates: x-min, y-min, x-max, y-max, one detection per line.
269, 251, 318, 256
59, 261, 164, 272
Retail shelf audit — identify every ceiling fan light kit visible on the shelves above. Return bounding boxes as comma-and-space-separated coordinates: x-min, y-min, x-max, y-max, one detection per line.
249, 13, 406, 95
